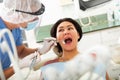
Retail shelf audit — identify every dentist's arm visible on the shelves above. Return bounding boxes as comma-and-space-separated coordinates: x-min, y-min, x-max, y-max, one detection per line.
17, 44, 38, 58
17, 37, 56, 58
106, 72, 109, 80
3, 67, 14, 79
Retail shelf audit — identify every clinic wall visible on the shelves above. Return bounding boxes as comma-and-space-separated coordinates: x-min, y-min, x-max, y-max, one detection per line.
78, 26, 120, 52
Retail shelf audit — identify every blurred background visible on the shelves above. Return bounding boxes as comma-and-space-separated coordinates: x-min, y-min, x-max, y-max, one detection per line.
0, 0, 120, 80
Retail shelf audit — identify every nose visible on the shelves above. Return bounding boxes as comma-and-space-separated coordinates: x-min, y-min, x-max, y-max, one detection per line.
64, 29, 70, 35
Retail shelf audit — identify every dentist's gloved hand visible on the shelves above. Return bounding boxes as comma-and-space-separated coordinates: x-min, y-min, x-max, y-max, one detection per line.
37, 37, 56, 55
19, 52, 41, 69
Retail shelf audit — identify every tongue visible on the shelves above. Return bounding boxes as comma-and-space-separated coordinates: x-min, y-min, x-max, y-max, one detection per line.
65, 39, 72, 44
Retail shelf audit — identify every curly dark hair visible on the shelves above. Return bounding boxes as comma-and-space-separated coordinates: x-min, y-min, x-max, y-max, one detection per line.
50, 18, 83, 53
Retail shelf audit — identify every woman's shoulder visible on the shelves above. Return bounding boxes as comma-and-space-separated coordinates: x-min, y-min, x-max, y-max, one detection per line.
41, 58, 65, 72
44, 58, 59, 66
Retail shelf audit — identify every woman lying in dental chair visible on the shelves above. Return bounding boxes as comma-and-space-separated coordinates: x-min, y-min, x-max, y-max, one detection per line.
8, 18, 111, 80
34, 18, 111, 80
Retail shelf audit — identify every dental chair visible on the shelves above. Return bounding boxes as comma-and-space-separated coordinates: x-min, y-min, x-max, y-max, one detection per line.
0, 29, 45, 80
0, 29, 23, 80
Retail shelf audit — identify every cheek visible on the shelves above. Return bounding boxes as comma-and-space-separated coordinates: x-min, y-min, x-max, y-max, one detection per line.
71, 32, 79, 43
74, 31, 80, 40
56, 32, 63, 42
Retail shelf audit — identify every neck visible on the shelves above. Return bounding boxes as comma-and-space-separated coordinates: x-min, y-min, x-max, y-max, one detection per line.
3, 20, 19, 30
60, 48, 79, 61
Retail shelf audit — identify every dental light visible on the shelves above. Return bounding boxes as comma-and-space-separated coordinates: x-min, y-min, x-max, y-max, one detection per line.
0, 29, 24, 80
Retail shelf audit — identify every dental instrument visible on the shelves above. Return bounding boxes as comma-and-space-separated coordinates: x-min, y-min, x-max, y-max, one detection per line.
24, 54, 37, 80
30, 54, 37, 70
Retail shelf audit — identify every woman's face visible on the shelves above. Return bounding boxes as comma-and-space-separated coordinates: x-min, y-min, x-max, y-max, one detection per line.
56, 21, 80, 51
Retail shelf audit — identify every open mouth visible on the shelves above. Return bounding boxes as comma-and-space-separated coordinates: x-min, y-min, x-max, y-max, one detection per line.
63, 38, 72, 44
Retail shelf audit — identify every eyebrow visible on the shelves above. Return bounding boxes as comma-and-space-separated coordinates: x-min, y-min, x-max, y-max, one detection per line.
58, 26, 64, 29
